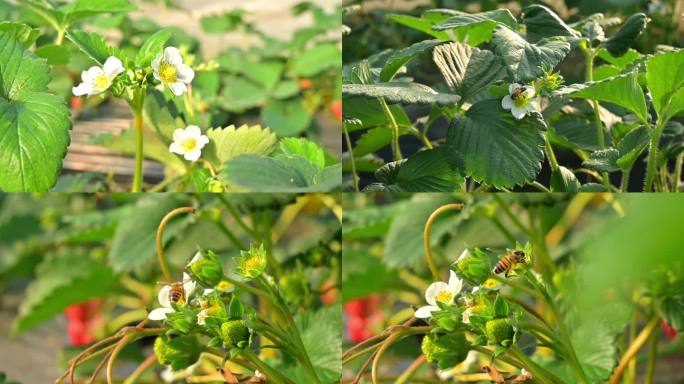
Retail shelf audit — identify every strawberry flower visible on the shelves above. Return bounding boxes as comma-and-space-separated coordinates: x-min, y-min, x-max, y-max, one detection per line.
72, 56, 124, 96
148, 273, 197, 321
501, 83, 537, 120
169, 125, 209, 162
415, 270, 463, 319
152, 47, 194, 96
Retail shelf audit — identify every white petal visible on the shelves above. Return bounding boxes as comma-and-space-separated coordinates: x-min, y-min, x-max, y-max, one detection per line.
151, 55, 161, 71
103, 56, 124, 77
172, 128, 186, 143
448, 270, 462, 296
72, 83, 92, 96
501, 95, 513, 110
148, 307, 174, 321
425, 281, 449, 306
462, 308, 472, 324
415, 305, 438, 318
184, 125, 202, 138
511, 106, 527, 120
163, 47, 183, 66
158, 285, 172, 308
526, 101, 538, 113
183, 273, 197, 297
203, 288, 214, 296
169, 82, 187, 96
524, 85, 536, 98
196, 135, 209, 149
169, 142, 184, 155
509, 83, 521, 94
189, 252, 202, 264
176, 64, 194, 83
456, 249, 469, 262
184, 149, 202, 162
471, 286, 480, 293
82, 66, 103, 82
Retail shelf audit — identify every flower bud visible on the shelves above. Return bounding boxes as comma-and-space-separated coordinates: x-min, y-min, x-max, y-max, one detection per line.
454, 249, 491, 286
485, 318, 514, 346
221, 319, 251, 349
188, 250, 224, 287
207, 178, 225, 192
154, 335, 201, 371
235, 244, 267, 279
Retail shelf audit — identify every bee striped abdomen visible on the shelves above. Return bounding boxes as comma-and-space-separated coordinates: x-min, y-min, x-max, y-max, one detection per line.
168, 282, 185, 303
493, 256, 513, 274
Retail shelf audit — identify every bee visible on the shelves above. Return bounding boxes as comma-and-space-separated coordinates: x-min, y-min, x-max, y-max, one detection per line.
510, 86, 529, 102
493, 250, 527, 277
168, 281, 186, 304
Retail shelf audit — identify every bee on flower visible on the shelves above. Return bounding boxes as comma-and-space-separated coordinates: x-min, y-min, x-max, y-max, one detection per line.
72, 56, 124, 96
152, 47, 194, 96
169, 125, 209, 162
148, 273, 197, 321
415, 270, 463, 319
501, 83, 538, 120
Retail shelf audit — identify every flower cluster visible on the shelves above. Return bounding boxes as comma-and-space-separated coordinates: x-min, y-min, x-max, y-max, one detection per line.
414, 245, 531, 370
146, 245, 269, 373
71, 46, 212, 163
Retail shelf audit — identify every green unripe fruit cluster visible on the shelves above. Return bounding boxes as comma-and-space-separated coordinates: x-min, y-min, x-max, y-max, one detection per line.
486, 317, 514, 346
153, 335, 201, 371
221, 319, 250, 349
421, 334, 444, 364
421, 332, 469, 368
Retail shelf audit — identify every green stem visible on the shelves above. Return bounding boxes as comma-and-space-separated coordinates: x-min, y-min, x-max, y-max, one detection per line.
645, 120, 665, 191
343, 122, 360, 191
524, 271, 587, 384
130, 91, 146, 192
543, 133, 559, 171
530, 181, 551, 192
509, 346, 565, 384
584, 43, 612, 190
492, 194, 533, 238
213, 218, 246, 250
55, 29, 65, 45
379, 97, 402, 161
217, 195, 257, 238
261, 210, 282, 277
240, 348, 295, 384
257, 276, 320, 384
620, 167, 632, 192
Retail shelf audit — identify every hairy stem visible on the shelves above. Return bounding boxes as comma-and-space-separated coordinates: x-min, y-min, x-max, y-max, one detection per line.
343, 123, 360, 191
156, 206, 196, 283
132, 108, 145, 192
645, 121, 665, 191
379, 97, 403, 161
423, 203, 464, 281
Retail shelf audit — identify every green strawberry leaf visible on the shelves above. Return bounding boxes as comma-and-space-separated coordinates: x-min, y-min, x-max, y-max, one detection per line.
446, 99, 547, 188
0, 32, 71, 191
343, 82, 461, 106
492, 26, 571, 83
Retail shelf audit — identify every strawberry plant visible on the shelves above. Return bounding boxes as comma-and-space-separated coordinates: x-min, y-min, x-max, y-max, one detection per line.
0, 193, 342, 383
342, 2, 684, 192
0, 1, 341, 192
342, 193, 684, 383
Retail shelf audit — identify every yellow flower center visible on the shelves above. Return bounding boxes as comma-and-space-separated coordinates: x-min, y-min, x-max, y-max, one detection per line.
216, 280, 232, 291
244, 256, 263, 270
94, 74, 110, 90
435, 290, 453, 304
159, 61, 177, 84
512, 89, 530, 108
181, 138, 197, 152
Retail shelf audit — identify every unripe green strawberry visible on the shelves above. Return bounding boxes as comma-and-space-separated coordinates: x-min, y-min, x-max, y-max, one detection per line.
221, 319, 250, 349
486, 317, 514, 346
153, 335, 201, 371
421, 334, 444, 364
